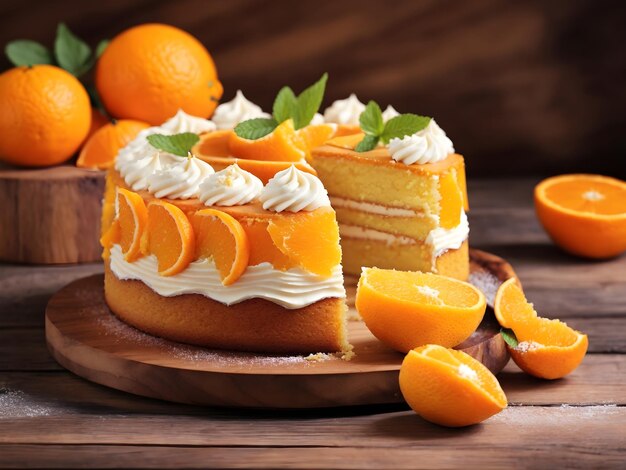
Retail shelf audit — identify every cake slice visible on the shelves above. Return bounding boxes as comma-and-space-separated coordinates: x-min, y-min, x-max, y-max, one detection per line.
310, 103, 470, 280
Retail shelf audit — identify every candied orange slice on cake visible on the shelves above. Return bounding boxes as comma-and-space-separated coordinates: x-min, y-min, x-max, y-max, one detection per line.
494, 278, 588, 380
190, 208, 250, 285
438, 171, 464, 229
535, 174, 626, 259
399, 344, 507, 427
143, 200, 195, 276
115, 188, 148, 262
356, 268, 486, 352
267, 208, 341, 277
228, 119, 306, 162
298, 123, 336, 155
77, 119, 149, 170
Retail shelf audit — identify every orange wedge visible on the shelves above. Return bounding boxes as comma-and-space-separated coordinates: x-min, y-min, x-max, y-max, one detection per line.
267, 208, 341, 277
77, 119, 149, 170
535, 174, 626, 258
439, 171, 463, 229
400, 344, 507, 427
356, 268, 486, 352
298, 123, 336, 155
116, 188, 148, 262
190, 209, 250, 285
143, 200, 195, 276
495, 278, 588, 379
228, 119, 307, 162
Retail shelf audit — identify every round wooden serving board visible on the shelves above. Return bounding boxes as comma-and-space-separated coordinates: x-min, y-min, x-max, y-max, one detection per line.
45, 249, 516, 409
0, 164, 105, 264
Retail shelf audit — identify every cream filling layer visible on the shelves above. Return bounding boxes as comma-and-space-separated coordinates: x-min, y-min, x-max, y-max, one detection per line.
109, 245, 345, 309
330, 196, 424, 218
339, 211, 469, 255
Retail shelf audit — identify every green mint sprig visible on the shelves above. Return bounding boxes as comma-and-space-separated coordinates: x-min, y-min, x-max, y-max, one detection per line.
147, 133, 200, 157
500, 327, 519, 348
5, 23, 109, 77
234, 73, 328, 140
355, 101, 431, 152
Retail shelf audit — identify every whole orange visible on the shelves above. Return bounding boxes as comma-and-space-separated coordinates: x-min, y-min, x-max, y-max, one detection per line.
0, 65, 91, 167
96, 23, 223, 125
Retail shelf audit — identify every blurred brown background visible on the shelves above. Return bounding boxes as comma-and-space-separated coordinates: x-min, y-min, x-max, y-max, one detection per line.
1, 0, 625, 178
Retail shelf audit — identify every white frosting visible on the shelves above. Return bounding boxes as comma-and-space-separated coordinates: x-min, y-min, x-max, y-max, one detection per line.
323, 94, 365, 126
329, 196, 423, 217
310, 112, 325, 125
109, 244, 345, 309
260, 166, 331, 213
147, 156, 215, 200
339, 224, 417, 246
388, 119, 454, 165
425, 211, 469, 257
159, 109, 216, 134
382, 105, 400, 122
211, 90, 271, 130
199, 164, 263, 206
116, 110, 216, 189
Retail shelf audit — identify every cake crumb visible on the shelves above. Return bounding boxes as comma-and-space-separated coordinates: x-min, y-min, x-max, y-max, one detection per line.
305, 353, 333, 362
458, 364, 478, 381
516, 341, 542, 353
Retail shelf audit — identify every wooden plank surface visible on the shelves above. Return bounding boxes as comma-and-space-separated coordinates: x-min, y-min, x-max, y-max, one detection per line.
1, 177, 625, 468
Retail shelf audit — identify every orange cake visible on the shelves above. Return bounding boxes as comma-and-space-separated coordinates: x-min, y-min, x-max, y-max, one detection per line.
310, 98, 469, 279
102, 109, 349, 355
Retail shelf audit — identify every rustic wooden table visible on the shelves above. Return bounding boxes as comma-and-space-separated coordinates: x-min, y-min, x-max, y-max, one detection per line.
1, 178, 624, 469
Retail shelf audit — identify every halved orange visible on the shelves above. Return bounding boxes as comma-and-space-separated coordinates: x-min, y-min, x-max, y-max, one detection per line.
77, 119, 150, 170
267, 208, 341, 277
356, 268, 486, 352
228, 119, 307, 162
535, 174, 626, 258
143, 200, 195, 276
495, 278, 588, 379
190, 208, 250, 285
400, 344, 507, 427
116, 188, 148, 262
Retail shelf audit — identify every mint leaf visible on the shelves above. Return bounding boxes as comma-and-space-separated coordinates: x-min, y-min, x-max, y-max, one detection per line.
54, 23, 92, 76
360, 101, 384, 136
355, 134, 379, 153
234, 118, 278, 140
95, 39, 109, 58
294, 73, 328, 129
273, 87, 297, 124
5, 40, 53, 66
501, 328, 519, 348
147, 133, 200, 157
381, 114, 431, 144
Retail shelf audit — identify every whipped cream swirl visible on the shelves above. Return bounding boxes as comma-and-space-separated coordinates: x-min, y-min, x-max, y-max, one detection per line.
147, 156, 215, 200
382, 105, 400, 122
120, 150, 182, 191
323, 94, 365, 126
199, 164, 263, 206
310, 112, 325, 125
388, 119, 454, 165
159, 109, 216, 134
260, 166, 330, 212
211, 90, 270, 129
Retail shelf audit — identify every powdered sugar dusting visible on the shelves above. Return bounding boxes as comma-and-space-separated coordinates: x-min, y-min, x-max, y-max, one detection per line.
95, 313, 339, 367
0, 390, 53, 418
468, 270, 500, 306
491, 405, 619, 425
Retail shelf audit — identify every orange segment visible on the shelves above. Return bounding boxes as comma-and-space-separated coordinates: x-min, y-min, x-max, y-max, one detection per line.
356, 268, 486, 352
267, 208, 341, 277
439, 171, 463, 229
143, 200, 195, 276
535, 174, 626, 258
190, 209, 250, 285
400, 344, 507, 427
240, 219, 294, 270
77, 119, 149, 170
495, 278, 589, 379
228, 119, 307, 162
193, 129, 232, 157
99, 219, 121, 261
298, 123, 336, 155
116, 188, 148, 262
